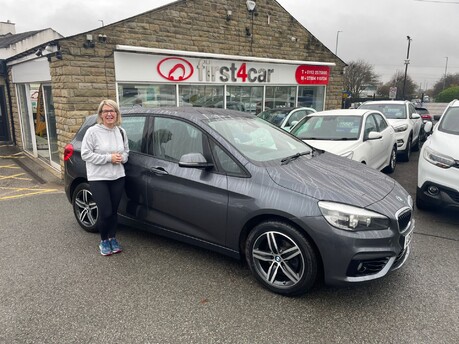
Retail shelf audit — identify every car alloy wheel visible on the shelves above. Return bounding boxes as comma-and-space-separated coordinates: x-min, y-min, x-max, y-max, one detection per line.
246, 221, 317, 296
72, 182, 99, 233
384, 146, 397, 173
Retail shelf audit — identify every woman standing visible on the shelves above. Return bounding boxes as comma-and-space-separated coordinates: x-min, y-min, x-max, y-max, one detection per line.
81, 99, 129, 256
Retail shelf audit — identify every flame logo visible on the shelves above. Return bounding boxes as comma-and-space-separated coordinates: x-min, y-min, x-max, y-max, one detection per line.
157, 57, 194, 82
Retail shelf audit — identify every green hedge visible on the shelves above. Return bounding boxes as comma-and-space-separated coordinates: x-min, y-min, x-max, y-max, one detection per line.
436, 86, 459, 102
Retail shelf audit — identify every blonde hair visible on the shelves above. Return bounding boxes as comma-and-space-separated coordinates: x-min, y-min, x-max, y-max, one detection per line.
96, 99, 122, 125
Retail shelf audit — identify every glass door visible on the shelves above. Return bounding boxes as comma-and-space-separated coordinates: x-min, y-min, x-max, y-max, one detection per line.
16, 84, 36, 155
42, 85, 60, 169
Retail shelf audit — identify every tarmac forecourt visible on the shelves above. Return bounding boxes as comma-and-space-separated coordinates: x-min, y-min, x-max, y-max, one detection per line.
0, 145, 62, 201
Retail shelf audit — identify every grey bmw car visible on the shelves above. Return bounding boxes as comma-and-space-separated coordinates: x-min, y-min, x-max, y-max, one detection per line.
64, 107, 414, 296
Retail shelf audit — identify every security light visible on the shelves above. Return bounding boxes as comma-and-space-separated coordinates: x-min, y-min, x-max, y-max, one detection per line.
246, 0, 256, 12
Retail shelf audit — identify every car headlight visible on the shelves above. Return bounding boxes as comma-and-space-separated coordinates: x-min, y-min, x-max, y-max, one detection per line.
340, 151, 354, 159
423, 146, 455, 168
393, 124, 408, 132
318, 201, 390, 231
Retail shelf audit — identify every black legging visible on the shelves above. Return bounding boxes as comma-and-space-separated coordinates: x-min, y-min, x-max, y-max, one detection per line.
89, 177, 125, 241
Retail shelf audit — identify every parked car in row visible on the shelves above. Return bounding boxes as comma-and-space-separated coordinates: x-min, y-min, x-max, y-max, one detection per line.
417, 99, 459, 210
290, 109, 397, 173
415, 107, 433, 142
359, 100, 424, 161
64, 107, 414, 296
257, 106, 316, 132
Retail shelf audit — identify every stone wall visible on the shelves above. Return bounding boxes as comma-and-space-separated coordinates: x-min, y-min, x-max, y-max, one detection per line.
12, 0, 346, 174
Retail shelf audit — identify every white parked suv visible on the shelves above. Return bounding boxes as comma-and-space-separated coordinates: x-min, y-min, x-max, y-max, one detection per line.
359, 100, 423, 161
416, 99, 459, 210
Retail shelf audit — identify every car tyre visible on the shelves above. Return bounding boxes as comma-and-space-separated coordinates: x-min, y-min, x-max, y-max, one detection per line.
245, 221, 318, 296
412, 135, 420, 152
72, 182, 99, 233
401, 135, 412, 162
383, 146, 397, 174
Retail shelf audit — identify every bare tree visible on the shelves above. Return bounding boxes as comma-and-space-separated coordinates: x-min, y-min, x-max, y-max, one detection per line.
344, 60, 380, 98
378, 71, 416, 100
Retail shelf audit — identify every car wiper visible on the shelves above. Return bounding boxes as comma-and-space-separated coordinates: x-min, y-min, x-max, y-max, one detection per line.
281, 151, 311, 165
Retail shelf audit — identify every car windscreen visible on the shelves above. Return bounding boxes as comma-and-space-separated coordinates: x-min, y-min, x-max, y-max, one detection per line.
290, 115, 362, 140
257, 109, 289, 127
359, 104, 406, 119
206, 117, 312, 162
438, 107, 459, 135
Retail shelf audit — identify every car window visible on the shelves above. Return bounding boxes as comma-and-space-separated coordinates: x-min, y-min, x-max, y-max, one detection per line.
152, 117, 204, 162
121, 116, 147, 153
439, 107, 459, 135
364, 115, 378, 139
360, 104, 406, 119
373, 113, 388, 131
257, 109, 288, 127
207, 117, 311, 162
286, 110, 306, 126
292, 115, 361, 140
211, 143, 245, 176
408, 104, 415, 118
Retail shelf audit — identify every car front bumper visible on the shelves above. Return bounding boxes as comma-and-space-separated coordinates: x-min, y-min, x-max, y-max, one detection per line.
417, 152, 459, 209
303, 209, 414, 286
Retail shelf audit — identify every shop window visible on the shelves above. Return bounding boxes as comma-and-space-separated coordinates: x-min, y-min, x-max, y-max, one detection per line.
264, 86, 296, 113
226, 86, 262, 115
118, 84, 176, 108
179, 85, 224, 108
298, 86, 325, 111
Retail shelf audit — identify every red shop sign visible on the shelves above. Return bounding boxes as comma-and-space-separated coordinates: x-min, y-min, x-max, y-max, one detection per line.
295, 65, 330, 85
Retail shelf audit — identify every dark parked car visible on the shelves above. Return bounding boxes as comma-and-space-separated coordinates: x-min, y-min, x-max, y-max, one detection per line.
64, 107, 415, 296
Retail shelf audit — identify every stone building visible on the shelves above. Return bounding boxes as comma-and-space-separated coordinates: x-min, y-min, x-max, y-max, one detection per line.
2, 0, 346, 177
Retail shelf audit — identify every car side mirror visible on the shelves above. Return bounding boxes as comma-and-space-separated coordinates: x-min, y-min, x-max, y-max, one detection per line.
179, 153, 213, 169
412, 113, 421, 119
366, 131, 383, 141
423, 121, 433, 133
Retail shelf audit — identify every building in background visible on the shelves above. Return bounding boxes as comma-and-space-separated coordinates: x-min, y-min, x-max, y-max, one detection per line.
2, 0, 346, 177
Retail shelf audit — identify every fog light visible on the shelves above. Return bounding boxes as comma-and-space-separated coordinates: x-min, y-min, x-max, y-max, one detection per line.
427, 185, 439, 195
357, 262, 366, 272
396, 139, 404, 147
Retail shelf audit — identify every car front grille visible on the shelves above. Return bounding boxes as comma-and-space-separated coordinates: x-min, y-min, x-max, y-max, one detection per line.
397, 208, 412, 233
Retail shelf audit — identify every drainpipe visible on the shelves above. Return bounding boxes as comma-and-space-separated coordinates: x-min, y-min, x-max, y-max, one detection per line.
3, 61, 17, 144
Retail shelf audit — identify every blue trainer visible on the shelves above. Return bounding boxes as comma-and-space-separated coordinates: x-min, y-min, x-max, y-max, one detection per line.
109, 238, 122, 254
99, 240, 112, 256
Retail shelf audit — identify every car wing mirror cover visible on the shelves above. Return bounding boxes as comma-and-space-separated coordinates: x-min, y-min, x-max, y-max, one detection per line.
366, 131, 383, 140
423, 121, 433, 133
179, 153, 214, 169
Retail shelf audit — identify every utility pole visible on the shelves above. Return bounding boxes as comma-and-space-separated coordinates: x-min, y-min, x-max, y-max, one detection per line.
443, 57, 448, 90
402, 36, 412, 100
335, 30, 342, 55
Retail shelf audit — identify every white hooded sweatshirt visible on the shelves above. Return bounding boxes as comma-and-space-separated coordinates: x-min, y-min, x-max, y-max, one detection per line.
81, 124, 129, 181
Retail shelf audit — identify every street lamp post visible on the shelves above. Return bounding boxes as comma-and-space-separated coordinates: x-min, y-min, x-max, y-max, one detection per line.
335, 30, 342, 55
443, 56, 449, 90
402, 36, 412, 100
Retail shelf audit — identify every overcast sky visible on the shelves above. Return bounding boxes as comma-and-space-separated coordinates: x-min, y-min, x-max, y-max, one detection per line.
2, 0, 458, 89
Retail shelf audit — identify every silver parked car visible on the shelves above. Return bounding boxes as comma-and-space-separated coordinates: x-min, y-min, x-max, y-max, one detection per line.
64, 107, 414, 296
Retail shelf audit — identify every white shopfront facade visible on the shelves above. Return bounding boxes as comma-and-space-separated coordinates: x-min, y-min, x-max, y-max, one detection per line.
114, 46, 335, 114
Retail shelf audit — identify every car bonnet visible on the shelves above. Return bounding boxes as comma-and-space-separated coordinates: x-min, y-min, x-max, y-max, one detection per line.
265, 151, 396, 208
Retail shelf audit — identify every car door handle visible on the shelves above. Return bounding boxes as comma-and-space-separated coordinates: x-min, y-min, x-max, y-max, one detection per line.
150, 167, 169, 176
